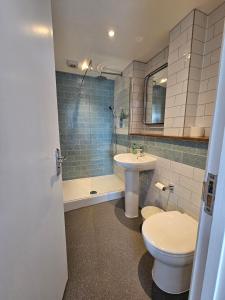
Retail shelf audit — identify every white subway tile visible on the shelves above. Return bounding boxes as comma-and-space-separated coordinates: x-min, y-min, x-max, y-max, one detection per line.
178, 40, 192, 58
171, 161, 194, 178
193, 168, 205, 182
208, 3, 225, 27
170, 24, 181, 41
167, 73, 177, 87
168, 58, 185, 76
166, 82, 183, 97
205, 102, 215, 115
168, 49, 179, 64
173, 117, 185, 127
198, 90, 216, 104
189, 67, 202, 80
176, 68, 189, 82
175, 185, 192, 201
202, 53, 211, 68
204, 34, 222, 54
181, 11, 194, 32
196, 104, 205, 116
186, 92, 198, 105
175, 93, 187, 106
194, 10, 207, 28
207, 76, 218, 90
185, 104, 197, 116
191, 53, 203, 68
206, 25, 214, 41
188, 79, 200, 93
210, 48, 221, 64
193, 25, 205, 42
199, 79, 209, 93
201, 63, 219, 80
214, 18, 225, 36
192, 39, 204, 55
179, 175, 203, 194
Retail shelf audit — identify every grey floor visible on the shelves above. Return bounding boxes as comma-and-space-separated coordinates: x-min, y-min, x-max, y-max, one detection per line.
63, 199, 153, 300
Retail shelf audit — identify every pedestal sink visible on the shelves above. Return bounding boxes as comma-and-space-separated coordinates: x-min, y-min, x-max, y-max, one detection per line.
114, 153, 156, 218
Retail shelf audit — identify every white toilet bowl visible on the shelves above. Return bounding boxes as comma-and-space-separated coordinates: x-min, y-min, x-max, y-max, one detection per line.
142, 211, 198, 294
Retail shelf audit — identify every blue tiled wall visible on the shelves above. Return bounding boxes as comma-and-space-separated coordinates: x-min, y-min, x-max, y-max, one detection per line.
115, 134, 208, 169
56, 71, 114, 180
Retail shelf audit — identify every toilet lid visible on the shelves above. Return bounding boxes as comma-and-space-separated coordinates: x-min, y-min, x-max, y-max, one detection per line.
141, 206, 163, 220
142, 211, 198, 255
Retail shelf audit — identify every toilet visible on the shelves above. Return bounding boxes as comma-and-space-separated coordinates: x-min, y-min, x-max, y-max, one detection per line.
141, 206, 164, 221
142, 211, 198, 294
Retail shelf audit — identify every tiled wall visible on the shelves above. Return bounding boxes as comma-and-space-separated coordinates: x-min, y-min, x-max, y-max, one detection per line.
56, 71, 114, 180
184, 10, 207, 136
165, 5, 225, 137
121, 4, 225, 138
195, 2, 225, 136
129, 61, 146, 134
113, 4, 225, 220
114, 132, 207, 219
116, 48, 169, 136
115, 134, 208, 169
144, 156, 204, 220
164, 11, 194, 136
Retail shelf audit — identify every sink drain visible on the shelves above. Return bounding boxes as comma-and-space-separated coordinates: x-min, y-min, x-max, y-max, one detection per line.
90, 190, 97, 195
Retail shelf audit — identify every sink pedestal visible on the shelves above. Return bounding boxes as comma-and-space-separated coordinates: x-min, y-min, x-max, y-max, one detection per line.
114, 153, 156, 219
124, 170, 139, 218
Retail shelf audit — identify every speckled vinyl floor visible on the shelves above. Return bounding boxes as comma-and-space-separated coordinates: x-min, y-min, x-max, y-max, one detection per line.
63, 199, 153, 300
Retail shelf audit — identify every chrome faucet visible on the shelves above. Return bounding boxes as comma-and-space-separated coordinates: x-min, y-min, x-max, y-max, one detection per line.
136, 147, 144, 158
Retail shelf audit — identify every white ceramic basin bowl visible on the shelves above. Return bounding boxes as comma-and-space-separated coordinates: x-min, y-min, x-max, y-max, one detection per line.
114, 153, 156, 171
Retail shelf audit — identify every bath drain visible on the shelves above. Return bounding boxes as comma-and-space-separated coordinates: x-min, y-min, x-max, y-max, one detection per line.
90, 190, 97, 195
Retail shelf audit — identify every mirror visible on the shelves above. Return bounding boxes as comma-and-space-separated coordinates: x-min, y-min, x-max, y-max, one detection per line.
144, 64, 168, 125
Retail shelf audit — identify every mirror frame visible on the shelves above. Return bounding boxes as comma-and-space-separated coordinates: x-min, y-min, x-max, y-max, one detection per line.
144, 63, 168, 126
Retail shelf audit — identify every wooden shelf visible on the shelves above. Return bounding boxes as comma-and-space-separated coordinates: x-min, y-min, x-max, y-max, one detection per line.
129, 132, 209, 142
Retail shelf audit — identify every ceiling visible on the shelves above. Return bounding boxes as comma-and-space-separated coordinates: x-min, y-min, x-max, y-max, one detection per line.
52, 0, 223, 76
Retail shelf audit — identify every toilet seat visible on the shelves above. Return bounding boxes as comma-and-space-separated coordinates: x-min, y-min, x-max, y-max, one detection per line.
142, 211, 198, 255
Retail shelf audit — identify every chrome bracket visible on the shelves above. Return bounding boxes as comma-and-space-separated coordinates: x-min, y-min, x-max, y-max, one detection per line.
203, 173, 218, 216
56, 148, 65, 176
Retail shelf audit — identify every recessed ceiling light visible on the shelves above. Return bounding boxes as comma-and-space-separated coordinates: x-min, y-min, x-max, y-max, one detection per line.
108, 30, 115, 38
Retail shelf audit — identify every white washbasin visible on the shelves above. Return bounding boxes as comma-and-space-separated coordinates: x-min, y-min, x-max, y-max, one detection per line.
114, 153, 156, 171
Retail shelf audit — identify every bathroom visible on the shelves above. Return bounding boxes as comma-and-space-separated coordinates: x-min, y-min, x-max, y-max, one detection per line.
1, 0, 225, 299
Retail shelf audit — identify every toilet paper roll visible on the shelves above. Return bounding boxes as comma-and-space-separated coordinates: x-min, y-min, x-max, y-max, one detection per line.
155, 182, 166, 191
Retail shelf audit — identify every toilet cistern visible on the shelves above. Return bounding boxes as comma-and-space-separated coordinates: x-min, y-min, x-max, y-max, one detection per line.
114, 153, 156, 218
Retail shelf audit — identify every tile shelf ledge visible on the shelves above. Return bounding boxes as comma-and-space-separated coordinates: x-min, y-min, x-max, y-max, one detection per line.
129, 132, 209, 142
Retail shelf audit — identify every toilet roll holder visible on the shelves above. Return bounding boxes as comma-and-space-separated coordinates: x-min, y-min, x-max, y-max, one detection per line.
163, 184, 175, 192
155, 182, 175, 192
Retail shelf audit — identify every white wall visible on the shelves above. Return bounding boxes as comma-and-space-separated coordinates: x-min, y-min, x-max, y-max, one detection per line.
115, 145, 204, 220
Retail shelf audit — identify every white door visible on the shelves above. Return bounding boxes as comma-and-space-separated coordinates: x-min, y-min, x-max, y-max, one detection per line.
0, 1, 68, 300
189, 22, 225, 300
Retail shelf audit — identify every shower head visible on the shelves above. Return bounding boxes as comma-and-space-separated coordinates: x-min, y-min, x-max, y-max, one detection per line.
96, 74, 107, 80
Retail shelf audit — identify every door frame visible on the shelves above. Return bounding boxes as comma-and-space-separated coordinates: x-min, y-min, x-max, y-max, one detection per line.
189, 21, 225, 300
